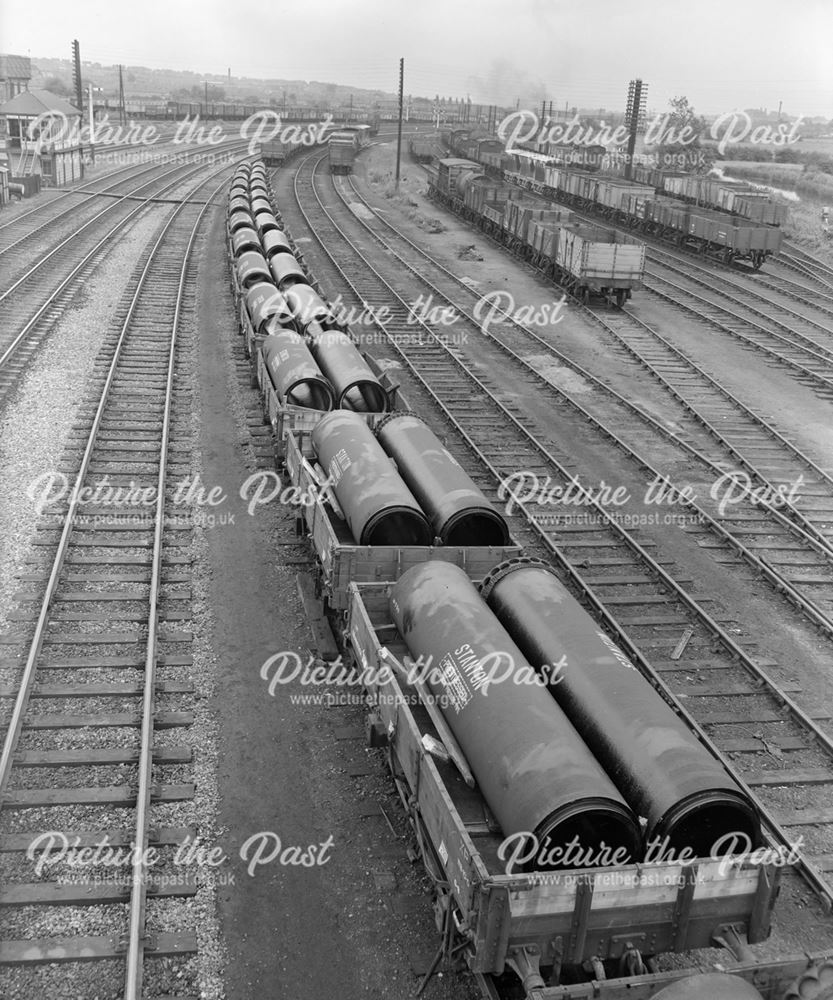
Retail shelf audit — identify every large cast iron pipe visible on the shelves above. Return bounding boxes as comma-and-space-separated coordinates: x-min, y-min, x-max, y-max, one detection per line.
376, 413, 509, 545
246, 283, 294, 335
250, 196, 273, 217
284, 284, 334, 332
269, 253, 309, 291
228, 209, 256, 234
311, 411, 432, 546
232, 226, 262, 257
481, 559, 761, 858
650, 974, 764, 1000
261, 330, 335, 410
254, 211, 280, 237
310, 330, 388, 413
389, 561, 641, 870
262, 229, 294, 260
228, 194, 250, 216
236, 250, 272, 289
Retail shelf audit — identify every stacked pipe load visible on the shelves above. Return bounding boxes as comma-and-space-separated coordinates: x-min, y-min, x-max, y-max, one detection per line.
228, 210, 255, 235
310, 330, 389, 412
254, 212, 280, 237
245, 283, 294, 335
283, 284, 333, 331
262, 230, 294, 259
235, 250, 271, 289
389, 561, 642, 870
250, 196, 273, 218
231, 226, 261, 256
229, 194, 250, 217
262, 331, 335, 411
375, 413, 508, 544
311, 411, 432, 546
226, 160, 387, 415
480, 558, 761, 857
269, 253, 309, 290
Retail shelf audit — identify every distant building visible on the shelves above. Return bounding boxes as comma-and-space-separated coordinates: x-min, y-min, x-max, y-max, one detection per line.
0, 89, 82, 182
0, 88, 80, 145
0, 53, 31, 101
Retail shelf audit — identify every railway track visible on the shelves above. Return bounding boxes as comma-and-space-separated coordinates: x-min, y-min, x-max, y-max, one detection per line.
282, 149, 833, 923
641, 269, 833, 397
0, 154, 190, 257
0, 145, 246, 412
0, 164, 226, 999
0, 151, 224, 270
0, 129, 193, 246
779, 244, 833, 293
646, 244, 833, 340
325, 168, 833, 638
471, 168, 833, 396
504, 186, 833, 396
709, 254, 833, 316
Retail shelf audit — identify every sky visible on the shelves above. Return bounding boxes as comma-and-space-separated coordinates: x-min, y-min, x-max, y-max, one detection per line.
3, 0, 831, 118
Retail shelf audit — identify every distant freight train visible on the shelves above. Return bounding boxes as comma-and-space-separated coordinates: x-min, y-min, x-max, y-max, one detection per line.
430, 157, 645, 306
441, 128, 784, 268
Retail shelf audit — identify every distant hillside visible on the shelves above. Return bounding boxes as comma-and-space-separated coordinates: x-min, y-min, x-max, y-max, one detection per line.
29, 55, 398, 107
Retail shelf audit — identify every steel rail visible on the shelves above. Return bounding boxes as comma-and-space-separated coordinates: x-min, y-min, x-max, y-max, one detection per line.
343, 172, 833, 559
643, 274, 833, 388
0, 156, 190, 258
780, 245, 833, 294
0, 134, 193, 240
0, 148, 244, 303
331, 173, 833, 636
0, 167, 228, 997
0, 145, 248, 374
645, 244, 833, 322
122, 173, 225, 1000
472, 167, 833, 384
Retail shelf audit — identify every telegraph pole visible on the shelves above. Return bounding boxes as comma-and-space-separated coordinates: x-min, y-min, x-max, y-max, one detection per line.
118, 64, 126, 125
624, 78, 647, 180
88, 83, 96, 163
395, 57, 404, 190
72, 39, 83, 118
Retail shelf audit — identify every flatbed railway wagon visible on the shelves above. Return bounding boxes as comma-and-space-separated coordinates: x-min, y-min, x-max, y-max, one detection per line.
232, 256, 402, 460
255, 341, 401, 463
343, 578, 833, 1000
283, 426, 522, 610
